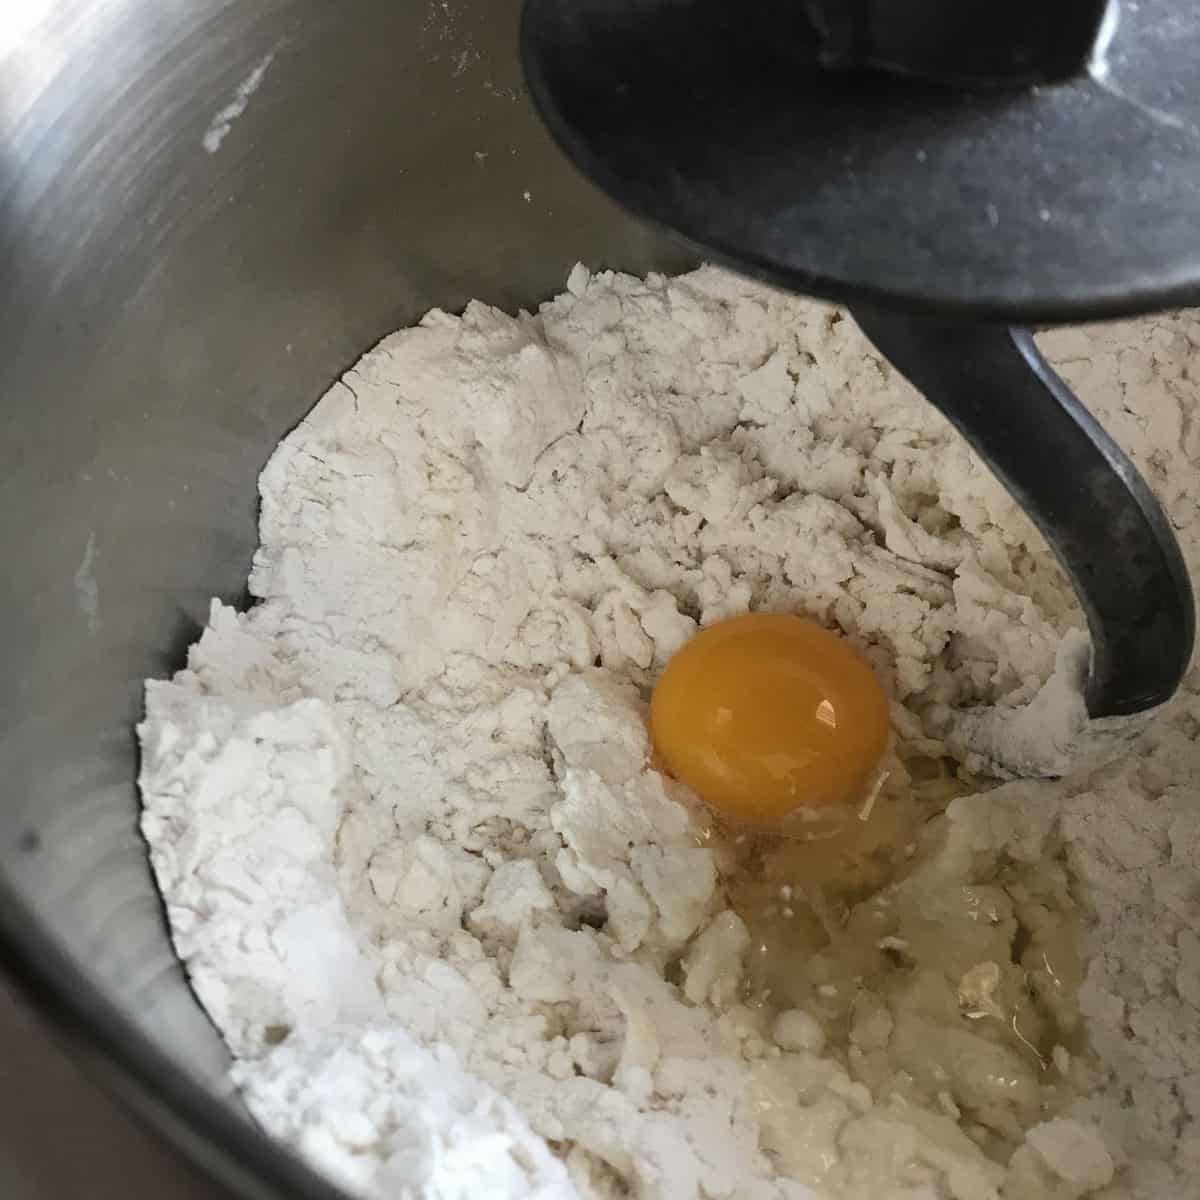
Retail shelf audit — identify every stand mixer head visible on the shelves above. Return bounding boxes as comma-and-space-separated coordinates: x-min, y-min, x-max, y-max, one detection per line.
521, 0, 1197, 729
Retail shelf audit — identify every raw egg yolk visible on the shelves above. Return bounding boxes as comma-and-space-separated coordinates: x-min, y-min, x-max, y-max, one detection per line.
649, 612, 889, 827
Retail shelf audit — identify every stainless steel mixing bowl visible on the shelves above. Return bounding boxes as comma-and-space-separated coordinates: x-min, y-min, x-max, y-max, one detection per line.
0, 3, 690, 1194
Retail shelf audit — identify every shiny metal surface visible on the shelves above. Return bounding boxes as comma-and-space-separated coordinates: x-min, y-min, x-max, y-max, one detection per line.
0, 2, 689, 1195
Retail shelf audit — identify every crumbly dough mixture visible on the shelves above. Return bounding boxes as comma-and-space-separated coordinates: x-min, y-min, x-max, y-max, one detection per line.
139, 266, 1200, 1199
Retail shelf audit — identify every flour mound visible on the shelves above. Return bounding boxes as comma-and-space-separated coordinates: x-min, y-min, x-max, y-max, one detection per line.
140, 266, 1200, 1199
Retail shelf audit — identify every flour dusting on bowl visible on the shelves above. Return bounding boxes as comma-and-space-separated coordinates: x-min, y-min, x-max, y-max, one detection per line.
139, 266, 1200, 1199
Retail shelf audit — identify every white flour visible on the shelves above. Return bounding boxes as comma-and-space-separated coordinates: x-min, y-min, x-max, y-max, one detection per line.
139, 266, 1200, 1199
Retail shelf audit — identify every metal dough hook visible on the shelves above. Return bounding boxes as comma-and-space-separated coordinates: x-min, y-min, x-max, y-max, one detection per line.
521, 0, 1197, 720
852, 312, 1192, 718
